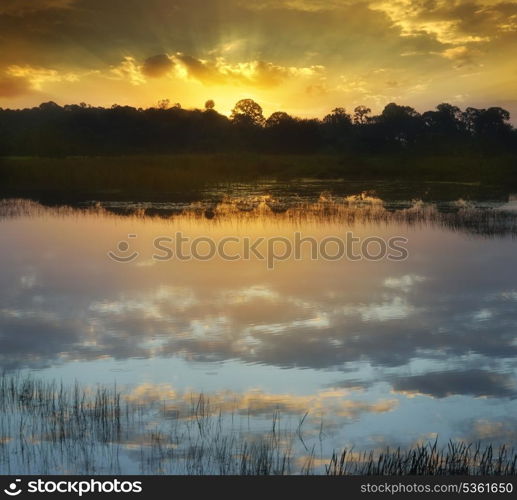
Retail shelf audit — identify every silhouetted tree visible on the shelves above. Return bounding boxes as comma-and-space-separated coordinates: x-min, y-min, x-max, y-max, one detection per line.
231, 99, 265, 127
423, 103, 463, 131
157, 99, 170, 110
464, 107, 511, 137
39, 101, 61, 111
353, 105, 371, 125
265, 111, 294, 128
420, 103, 467, 152
0, 99, 514, 157
322, 107, 352, 151
323, 107, 351, 127
377, 103, 423, 148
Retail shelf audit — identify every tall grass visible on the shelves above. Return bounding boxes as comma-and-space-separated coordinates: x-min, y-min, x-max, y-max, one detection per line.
0, 375, 516, 475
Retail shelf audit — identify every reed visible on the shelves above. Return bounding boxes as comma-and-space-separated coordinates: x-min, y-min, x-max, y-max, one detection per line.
1, 375, 515, 475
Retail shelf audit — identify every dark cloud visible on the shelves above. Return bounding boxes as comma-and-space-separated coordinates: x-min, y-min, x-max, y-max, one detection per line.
175, 54, 218, 82
0, 0, 428, 70
141, 54, 174, 78
392, 370, 517, 399
409, 0, 517, 39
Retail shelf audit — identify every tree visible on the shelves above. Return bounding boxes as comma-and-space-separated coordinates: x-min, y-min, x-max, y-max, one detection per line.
231, 99, 265, 126
205, 100, 215, 111
0, 98, 515, 157
39, 101, 61, 111
421, 103, 466, 150
462, 107, 512, 146
157, 99, 170, 110
323, 107, 351, 126
378, 103, 422, 147
422, 103, 463, 132
465, 107, 510, 135
436, 103, 463, 121
322, 107, 352, 151
265, 111, 293, 128
353, 105, 371, 124
380, 103, 419, 121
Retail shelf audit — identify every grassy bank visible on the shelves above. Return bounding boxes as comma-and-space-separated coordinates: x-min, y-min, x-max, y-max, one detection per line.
0, 153, 516, 201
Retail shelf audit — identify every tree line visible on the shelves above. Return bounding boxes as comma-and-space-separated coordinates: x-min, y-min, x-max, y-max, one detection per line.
0, 98, 515, 156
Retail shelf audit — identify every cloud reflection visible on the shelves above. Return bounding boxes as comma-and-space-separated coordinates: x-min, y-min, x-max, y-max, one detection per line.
0, 198, 516, 421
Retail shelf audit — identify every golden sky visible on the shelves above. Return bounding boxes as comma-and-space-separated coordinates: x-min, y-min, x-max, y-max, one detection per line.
0, 0, 516, 118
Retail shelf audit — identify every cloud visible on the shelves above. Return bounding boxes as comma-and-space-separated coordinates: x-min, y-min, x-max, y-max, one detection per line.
102, 52, 324, 89
470, 419, 517, 441
142, 54, 175, 78
384, 274, 427, 293
0, 65, 81, 98
439, 45, 481, 68
442, 46, 472, 59
0, 0, 514, 115
174, 53, 324, 87
392, 369, 517, 399
0, 75, 33, 97
372, 0, 517, 46
2, 199, 517, 378
109, 57, 146, 86
6, 65, 79, 90
124, 383, 398, 421
440, 45, 481, 69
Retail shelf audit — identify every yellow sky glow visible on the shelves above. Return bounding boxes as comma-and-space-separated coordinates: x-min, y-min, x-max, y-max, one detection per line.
0, 0, 516, 119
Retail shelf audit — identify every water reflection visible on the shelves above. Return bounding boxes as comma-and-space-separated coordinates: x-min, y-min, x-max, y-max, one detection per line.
0, 191, 517, 472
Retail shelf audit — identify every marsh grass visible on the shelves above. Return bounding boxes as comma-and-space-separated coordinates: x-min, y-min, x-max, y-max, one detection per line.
0, 375, 295, 475
0, 375, 516, 475
326, 442, 517, 476
2, 195, 517, 238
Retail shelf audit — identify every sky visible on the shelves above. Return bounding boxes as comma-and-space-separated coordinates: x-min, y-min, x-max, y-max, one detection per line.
0, 0, 516, 118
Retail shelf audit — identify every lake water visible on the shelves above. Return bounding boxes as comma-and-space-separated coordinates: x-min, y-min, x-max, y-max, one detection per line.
1, 181, 517, 474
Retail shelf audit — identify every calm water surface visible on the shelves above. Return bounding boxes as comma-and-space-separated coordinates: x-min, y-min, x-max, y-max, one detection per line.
1, 182, 517, 473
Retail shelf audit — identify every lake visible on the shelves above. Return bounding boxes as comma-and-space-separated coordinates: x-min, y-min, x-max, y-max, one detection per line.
1, 180, 517, 474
